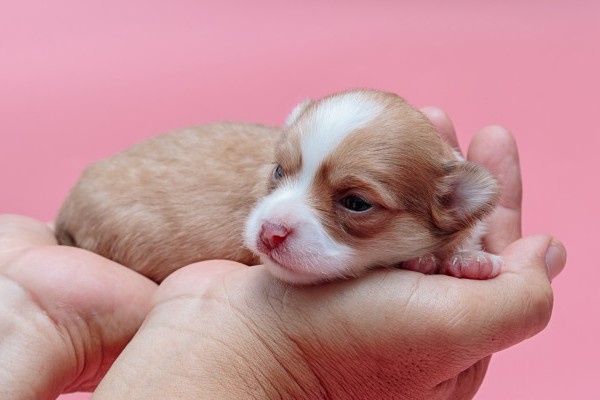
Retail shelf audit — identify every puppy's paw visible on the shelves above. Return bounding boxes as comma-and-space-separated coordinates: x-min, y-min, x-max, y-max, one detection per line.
402, 254, 441, 275
440, 251, 502, 280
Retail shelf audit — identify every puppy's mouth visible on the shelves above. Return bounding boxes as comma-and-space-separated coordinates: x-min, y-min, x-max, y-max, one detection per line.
252, 233, 341, 285
260, 250, 326, 285
255, 237, 294, 269
265, 250, 298, 272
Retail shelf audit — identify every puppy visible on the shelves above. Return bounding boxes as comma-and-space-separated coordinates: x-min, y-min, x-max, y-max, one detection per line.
56, 89, 500, 284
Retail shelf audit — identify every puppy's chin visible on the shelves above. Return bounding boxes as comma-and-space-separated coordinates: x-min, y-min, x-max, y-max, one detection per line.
259, 255, 343, 286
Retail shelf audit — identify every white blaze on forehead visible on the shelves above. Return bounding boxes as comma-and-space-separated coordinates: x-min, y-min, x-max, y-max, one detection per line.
298, 92, 384, 185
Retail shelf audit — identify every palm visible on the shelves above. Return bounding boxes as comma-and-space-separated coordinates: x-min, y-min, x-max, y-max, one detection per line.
145, 255, 511, 399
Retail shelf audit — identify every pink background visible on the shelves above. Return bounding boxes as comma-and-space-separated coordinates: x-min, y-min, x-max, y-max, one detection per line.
1, 1, 598, 398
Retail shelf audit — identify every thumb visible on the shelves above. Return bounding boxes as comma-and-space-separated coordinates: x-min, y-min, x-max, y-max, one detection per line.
501, 234, 567, 282
472, 235, 566, 354
440, 234, 566, 362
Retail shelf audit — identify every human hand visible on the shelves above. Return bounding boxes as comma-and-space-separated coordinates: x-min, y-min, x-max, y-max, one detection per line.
0, 215, 157, 399
94, 111, 566, 399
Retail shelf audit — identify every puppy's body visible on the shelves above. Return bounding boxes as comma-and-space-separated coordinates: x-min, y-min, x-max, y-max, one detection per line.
56, 123, 275, 281
56, 90, 500, 284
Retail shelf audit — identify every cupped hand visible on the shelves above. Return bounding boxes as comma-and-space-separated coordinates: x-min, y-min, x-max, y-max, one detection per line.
0, 215, 157, 399
94, 111, 566, 399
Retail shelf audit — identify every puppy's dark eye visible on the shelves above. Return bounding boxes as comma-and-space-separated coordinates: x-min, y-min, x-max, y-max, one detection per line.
340, 195, 372, 212
273, 165, 284, 180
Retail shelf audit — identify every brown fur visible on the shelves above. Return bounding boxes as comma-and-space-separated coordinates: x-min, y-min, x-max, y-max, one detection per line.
56, 123, 278, 282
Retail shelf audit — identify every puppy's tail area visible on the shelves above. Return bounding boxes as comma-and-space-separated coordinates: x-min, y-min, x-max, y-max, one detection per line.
54, 221, 77, 247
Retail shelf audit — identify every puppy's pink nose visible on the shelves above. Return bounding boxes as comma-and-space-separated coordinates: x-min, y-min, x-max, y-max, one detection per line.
259, 222, 290, 252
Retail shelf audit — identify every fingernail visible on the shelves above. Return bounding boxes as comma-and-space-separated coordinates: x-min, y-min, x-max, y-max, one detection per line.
545, 241, 567, 281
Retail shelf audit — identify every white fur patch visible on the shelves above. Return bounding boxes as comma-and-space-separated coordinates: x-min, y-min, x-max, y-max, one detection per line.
244, 184, 354, 284
298, 92, 384, 190
452, 149, 465, 161
284, 99, 312, 126
459, 220, 487, 252
453, 171, 497, 215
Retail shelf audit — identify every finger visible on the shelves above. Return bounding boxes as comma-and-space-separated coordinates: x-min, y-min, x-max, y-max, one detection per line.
155, 260, 249, 304
0, 214, 57, 256
500, 234, 566, 279
443, 235, 561, 359
480, 235, 562, 343
467, 126, 522, 253
420, 107, 460, 149
0, 216, 158, 392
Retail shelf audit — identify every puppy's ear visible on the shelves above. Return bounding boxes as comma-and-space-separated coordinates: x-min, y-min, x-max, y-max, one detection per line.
284, 99, 313, 127
433, 161, 500, 232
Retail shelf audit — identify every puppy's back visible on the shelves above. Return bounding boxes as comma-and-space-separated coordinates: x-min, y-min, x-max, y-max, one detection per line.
56, 122, 278, 282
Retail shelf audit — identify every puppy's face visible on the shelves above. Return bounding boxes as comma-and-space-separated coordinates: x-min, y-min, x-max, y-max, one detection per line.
244, 90, 498, 284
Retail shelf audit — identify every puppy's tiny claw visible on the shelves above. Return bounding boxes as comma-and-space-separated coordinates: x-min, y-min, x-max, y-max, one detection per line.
442, 252, 502, 280
402, 254, 440, 275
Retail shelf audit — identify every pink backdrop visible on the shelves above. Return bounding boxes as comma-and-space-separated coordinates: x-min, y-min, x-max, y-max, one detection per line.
1, 1, 598, 398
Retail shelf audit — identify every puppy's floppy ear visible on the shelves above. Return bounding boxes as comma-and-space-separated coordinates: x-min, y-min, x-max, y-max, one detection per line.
284, 99, 313, 127
433, 161, 500, 232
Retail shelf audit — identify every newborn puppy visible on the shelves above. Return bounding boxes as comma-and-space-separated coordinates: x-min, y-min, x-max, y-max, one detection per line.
56, 89, 500, 284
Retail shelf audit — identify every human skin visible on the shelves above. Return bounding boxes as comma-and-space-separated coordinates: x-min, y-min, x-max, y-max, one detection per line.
0, 109, 566, 400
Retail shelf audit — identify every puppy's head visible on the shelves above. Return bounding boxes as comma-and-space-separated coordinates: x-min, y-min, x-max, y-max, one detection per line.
244, 90, 498, 284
